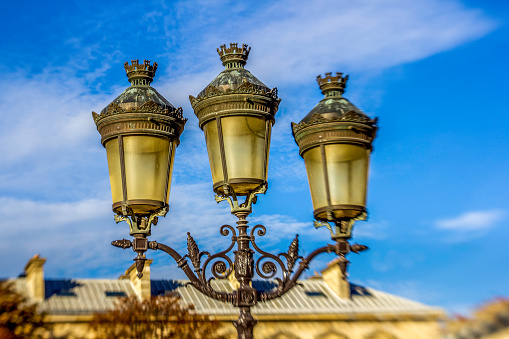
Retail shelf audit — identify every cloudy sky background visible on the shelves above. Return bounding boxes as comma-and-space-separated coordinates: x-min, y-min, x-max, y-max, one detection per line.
1, 0, 508, 315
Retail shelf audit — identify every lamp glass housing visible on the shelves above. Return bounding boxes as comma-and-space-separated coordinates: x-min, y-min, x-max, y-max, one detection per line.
105, 135, 175, 215
303, 143, 370, 220
203, 115, 270, 195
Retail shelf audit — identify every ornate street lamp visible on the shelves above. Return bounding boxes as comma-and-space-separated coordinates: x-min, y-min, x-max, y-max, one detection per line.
93, 60, 186, 274
292, 72, 377, 240
94, 46, 376, 339
189, 43, 280, 214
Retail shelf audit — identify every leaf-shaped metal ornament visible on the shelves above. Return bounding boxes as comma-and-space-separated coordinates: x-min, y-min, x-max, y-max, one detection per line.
187, 232, 201, 270
111, 239, 132, 249
286, 235, 299, 272
350, 244, 368, 254
135, 256, 146, 279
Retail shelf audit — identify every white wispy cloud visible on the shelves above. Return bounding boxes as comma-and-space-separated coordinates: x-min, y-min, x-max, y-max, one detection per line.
435, 209, 506, 230
0, 70, 110, 162
158, 0, 497, 87
0, 0, 500, 284
0, 197, 124, 278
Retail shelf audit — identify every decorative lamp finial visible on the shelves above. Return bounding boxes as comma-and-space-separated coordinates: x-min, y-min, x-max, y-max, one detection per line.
217, 43, 251, 69
316, 72, 348, 97
124, 59, 158, 86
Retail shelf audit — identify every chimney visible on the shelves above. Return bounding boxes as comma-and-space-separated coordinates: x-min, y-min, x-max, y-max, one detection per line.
228, 269, 240, 290
24, 254, 46, 302
321, 257, 350, 299
120, 259, 153, 300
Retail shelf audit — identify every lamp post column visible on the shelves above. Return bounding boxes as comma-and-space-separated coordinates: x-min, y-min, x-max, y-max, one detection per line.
232, 212, 257, 339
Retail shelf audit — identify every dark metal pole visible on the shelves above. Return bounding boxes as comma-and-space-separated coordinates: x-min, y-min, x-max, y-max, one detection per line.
233, 307, 257, 339
232, 212, 257, 339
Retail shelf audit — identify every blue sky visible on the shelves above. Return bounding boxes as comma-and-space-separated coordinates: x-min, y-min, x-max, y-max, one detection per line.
1, 0, 508, 316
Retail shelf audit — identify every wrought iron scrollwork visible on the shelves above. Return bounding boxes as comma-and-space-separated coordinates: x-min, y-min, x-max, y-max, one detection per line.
250, 225, 287, 283
113, 214, 367, 338
200, 225, 237, 285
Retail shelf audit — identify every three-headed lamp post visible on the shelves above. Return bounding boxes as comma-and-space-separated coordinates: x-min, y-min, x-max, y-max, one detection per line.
93, 44, 377, 339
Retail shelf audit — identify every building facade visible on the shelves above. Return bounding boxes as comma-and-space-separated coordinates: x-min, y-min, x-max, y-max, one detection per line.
10, 255, 444, 339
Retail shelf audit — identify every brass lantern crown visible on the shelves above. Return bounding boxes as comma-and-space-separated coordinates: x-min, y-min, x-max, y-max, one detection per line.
190, 43, 281, 213
93, 60, 186, 234
292, 72, 377, 235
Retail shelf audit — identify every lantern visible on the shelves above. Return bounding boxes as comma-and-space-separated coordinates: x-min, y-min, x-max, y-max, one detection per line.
93, 60, 186, 221
293, 73, 377, 223
190, 44, 280, 199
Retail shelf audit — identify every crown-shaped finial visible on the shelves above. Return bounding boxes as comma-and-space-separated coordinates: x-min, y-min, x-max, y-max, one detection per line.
217, 43, 251, 69
124, 59, 158, 86
316, 72, 349, 96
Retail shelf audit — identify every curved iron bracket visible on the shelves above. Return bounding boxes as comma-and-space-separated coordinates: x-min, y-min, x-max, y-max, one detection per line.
111, 217, 368, 308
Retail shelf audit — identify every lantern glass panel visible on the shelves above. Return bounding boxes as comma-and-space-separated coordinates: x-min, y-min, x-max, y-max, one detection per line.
326, 143, 369, 208
203, 120, 222, 186
303, 143, 370, 220
166, 142, 176, 202
123, 135, 171, 214
222, 116, 267, 193
203, 116, 269, 194
303, 146, 327, 212
105, 138, 123, 206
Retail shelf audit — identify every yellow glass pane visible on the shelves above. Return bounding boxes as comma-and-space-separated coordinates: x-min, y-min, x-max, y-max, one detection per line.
123, 135, 171, 214
105, 138, 123, 206
326, 143, 369, 208
303, 146, 328, 212
221, 116, 267, 193
264, 122, 271, 182
166, 142, 176, 204
203, 121, 223, 185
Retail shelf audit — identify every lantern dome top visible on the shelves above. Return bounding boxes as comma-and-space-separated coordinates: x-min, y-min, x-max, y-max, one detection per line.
124, 59, 158, 86
194, 43, 272, 100
296, 72, 375, 128
93, 60, 186, 133
95, 60, 178, 117
218, 43, 251, 68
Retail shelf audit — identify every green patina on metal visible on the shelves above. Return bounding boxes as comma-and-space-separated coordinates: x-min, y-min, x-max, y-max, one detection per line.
198, 68, 269, 98
101, 86, 176, 114
301, 96, 365, 122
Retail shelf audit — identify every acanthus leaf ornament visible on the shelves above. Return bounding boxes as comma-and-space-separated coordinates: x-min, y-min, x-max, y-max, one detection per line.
111, 239, 132, 249
134, 253, 147, 279
279, 235, 301, 273
350, 244, 369, 254
185, 232, 210, 271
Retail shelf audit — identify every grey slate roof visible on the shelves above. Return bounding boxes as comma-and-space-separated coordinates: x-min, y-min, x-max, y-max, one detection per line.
12, 277, 441, 317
